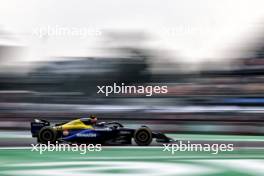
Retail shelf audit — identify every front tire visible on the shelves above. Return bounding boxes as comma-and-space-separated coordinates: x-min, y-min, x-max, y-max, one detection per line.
38, 126, 57, 144
134, 127, 152, 146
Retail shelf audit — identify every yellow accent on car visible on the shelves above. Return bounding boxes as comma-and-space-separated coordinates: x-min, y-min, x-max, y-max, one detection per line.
60, 119, 93, 130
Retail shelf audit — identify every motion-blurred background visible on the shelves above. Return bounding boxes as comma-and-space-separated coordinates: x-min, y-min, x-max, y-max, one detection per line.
1, 0, 264, 143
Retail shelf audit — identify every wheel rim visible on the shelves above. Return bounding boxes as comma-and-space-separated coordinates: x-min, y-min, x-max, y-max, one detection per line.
41, 130, 53, 141
137, 130, 149, 142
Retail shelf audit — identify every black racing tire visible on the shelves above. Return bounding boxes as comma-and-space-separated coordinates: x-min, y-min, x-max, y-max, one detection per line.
38, 126, 57, 144
134, 127, 152, 146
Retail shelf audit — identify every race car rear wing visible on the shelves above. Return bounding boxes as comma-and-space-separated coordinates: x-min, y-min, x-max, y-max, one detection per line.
31, 119, 50, 137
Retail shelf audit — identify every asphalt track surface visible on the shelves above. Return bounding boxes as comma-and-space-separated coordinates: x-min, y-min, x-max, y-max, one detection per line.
0, 132, 264, 176
1, 131, 264, 147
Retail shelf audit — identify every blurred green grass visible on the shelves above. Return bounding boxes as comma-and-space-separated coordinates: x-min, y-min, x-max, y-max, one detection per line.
0, 147, 263, 176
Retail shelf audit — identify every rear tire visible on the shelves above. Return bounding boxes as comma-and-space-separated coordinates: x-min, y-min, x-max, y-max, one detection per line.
38, 126, 57, 144
134, 127, 152, 146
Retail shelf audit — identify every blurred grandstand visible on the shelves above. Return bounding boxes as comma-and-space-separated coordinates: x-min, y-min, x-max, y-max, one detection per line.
1, 37, 264, 135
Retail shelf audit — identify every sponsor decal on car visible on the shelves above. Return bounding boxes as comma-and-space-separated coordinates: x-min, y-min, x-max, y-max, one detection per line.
76, 133, 97, 137
119, 131, 131, 135
63, 130, 69, 136
95, 128, 111, 131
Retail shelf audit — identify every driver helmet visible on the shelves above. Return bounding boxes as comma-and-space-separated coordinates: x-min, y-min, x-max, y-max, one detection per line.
89, 115, 97, 124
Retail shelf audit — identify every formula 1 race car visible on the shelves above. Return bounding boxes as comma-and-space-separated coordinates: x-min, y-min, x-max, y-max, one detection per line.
31, 118, 174, 146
